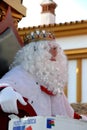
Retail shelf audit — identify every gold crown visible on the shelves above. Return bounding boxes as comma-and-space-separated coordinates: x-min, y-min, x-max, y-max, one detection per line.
24, 30, 55, 44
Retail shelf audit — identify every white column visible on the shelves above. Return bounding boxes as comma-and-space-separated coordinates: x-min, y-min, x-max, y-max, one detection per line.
68, 60, 77, 103
41, 13, 55, 25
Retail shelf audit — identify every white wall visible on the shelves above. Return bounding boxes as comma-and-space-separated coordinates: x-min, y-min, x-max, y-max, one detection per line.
68, 60, 77, 103
56, 35, 87, 50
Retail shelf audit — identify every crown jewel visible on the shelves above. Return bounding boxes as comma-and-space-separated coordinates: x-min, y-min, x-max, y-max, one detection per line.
24, 30, 55, 44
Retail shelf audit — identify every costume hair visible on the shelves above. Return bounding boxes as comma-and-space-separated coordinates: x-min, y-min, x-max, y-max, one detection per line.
10, 40, 68, 94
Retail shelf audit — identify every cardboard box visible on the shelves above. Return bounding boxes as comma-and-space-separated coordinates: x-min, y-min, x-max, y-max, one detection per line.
9, 116, 87, 130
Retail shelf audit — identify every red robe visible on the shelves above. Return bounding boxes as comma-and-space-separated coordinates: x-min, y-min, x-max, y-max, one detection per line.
0, 98, 37, 130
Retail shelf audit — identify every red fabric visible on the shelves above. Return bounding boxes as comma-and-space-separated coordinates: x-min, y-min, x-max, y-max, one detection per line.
74, 112, 82, 119
0, 97, 37, 130
0, 110, 10, 130
0, 86, 6, 91
17, 97, 37, 117
40, 85, 56, 96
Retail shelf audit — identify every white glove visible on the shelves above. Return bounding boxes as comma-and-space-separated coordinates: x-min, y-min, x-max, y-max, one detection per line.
0, 87, 27, 114
80, 115, 87, 121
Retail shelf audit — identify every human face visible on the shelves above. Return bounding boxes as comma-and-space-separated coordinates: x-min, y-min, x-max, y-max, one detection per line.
49, 46, 57, 61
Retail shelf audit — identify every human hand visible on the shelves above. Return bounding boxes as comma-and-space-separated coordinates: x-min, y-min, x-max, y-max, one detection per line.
0, 87, 27, 114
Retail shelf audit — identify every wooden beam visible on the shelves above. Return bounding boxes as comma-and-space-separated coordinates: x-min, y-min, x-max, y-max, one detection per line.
76, 59, 82, 102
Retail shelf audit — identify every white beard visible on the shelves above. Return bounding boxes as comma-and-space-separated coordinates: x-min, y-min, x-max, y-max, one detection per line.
32, 51, 67, 95
10, 40, 68, 95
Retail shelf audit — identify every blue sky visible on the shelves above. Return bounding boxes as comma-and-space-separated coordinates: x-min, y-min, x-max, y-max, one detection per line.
76, 0, 87, 8
18, 0, 87, 28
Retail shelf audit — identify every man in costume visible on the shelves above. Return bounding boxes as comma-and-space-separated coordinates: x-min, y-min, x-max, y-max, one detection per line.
0, 30, 82, 129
